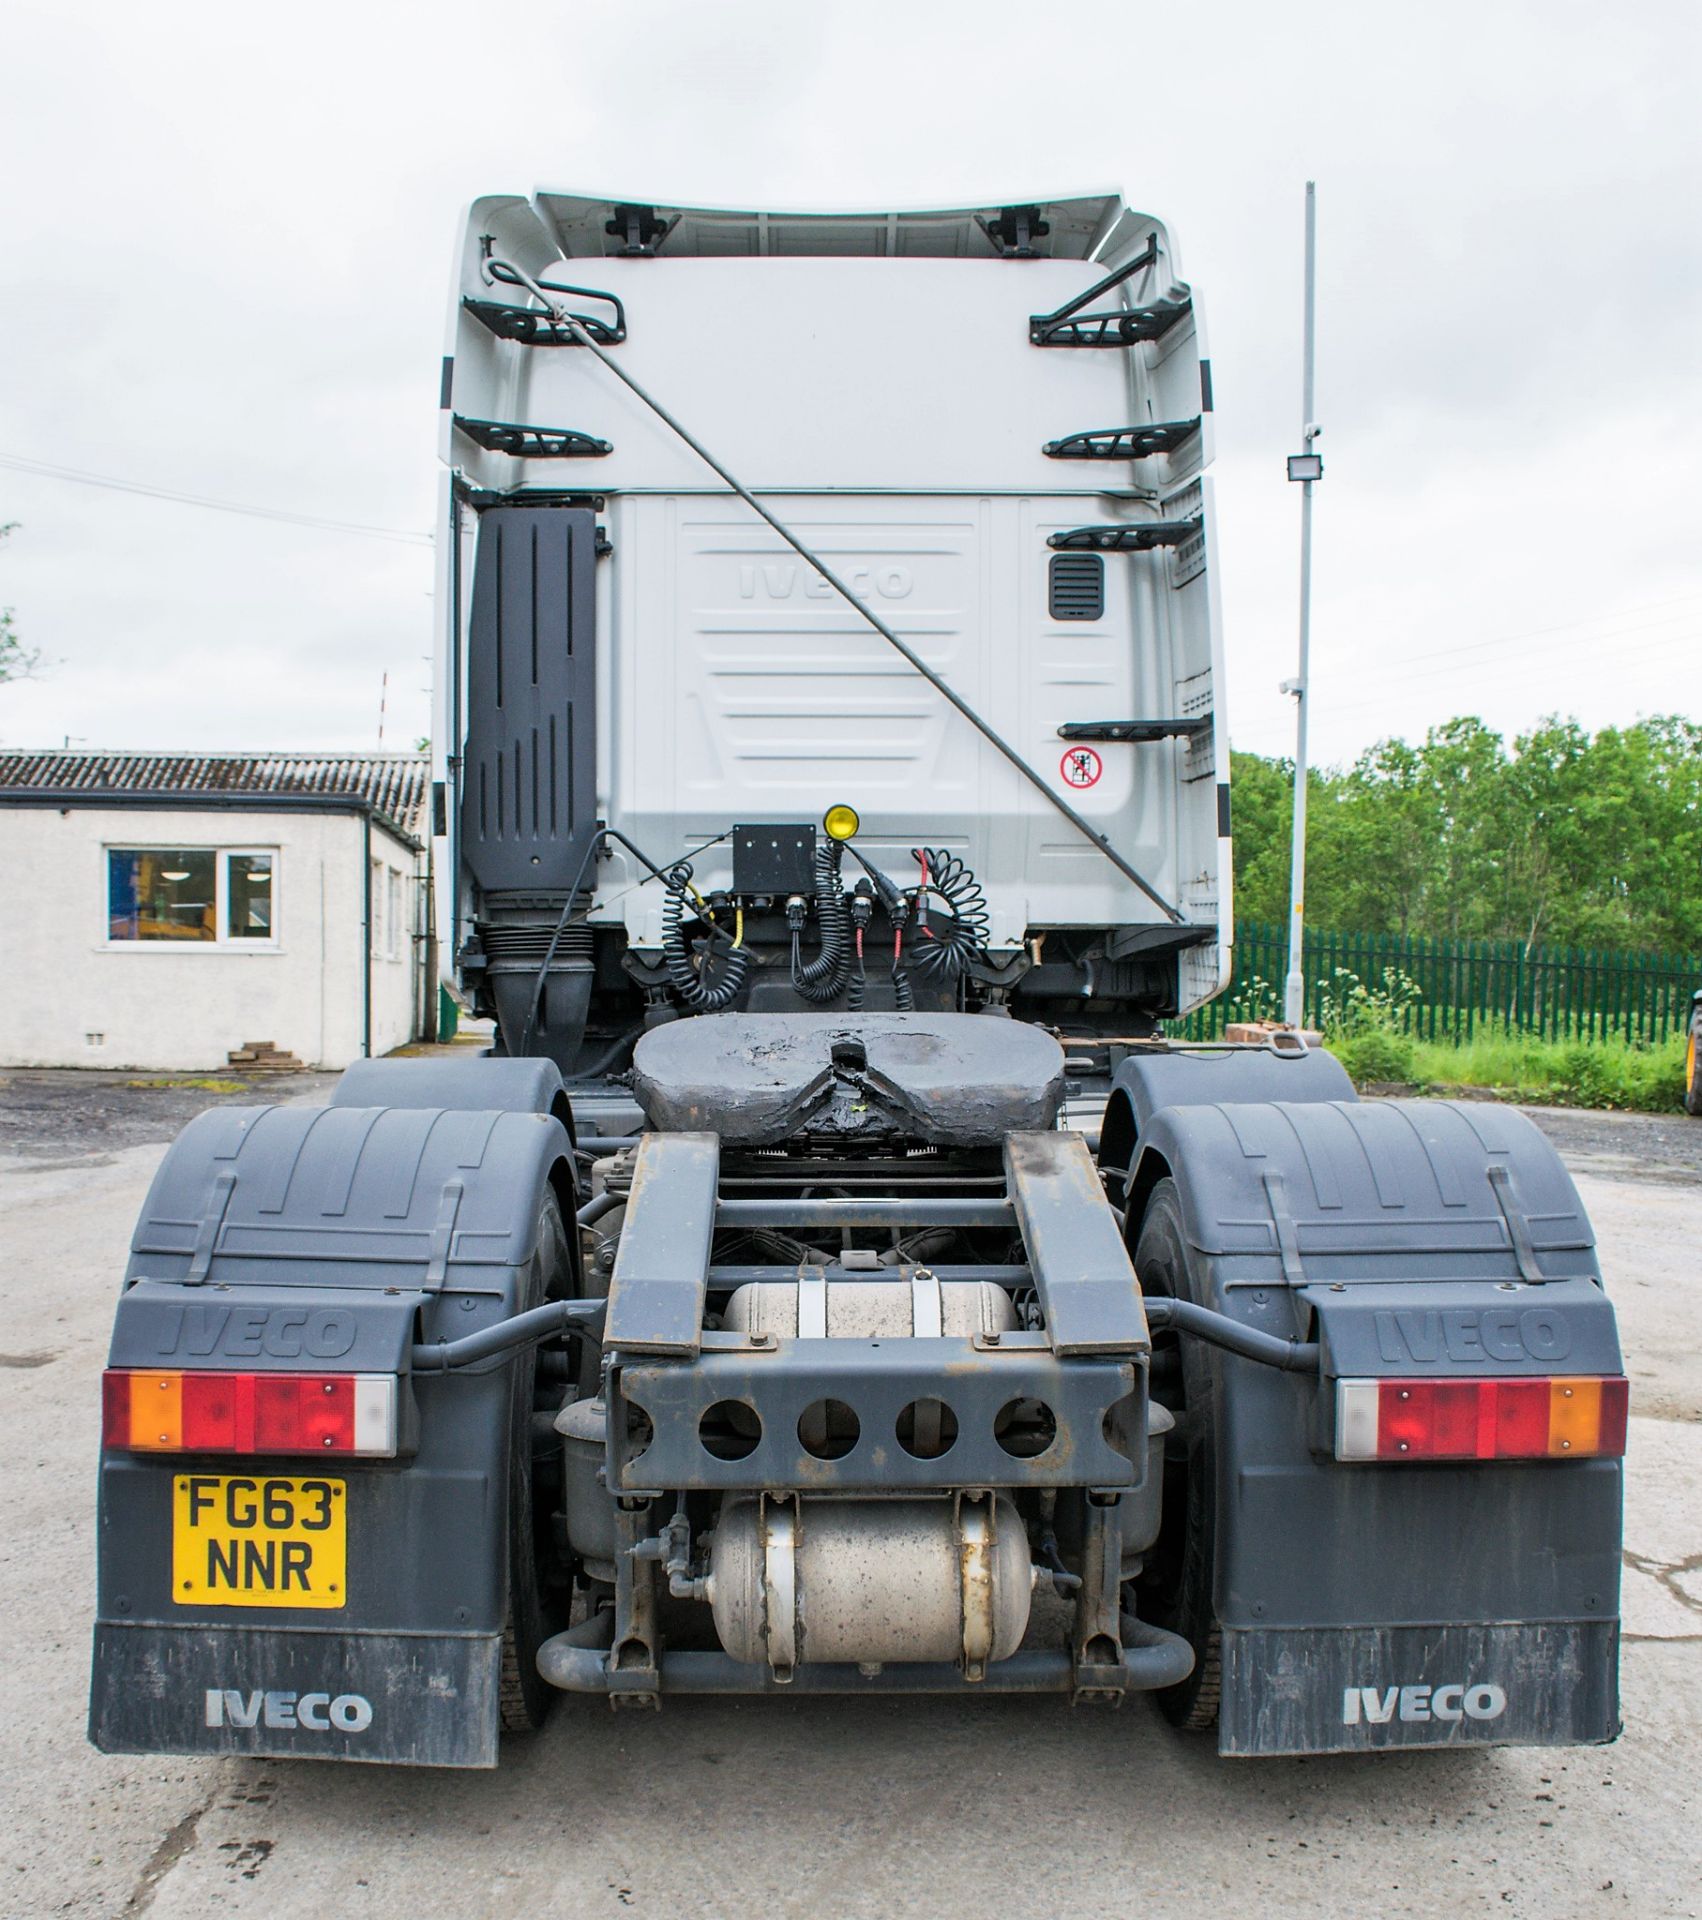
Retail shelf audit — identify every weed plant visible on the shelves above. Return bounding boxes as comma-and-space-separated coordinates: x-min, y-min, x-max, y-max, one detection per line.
1298, 965, 1687, 1111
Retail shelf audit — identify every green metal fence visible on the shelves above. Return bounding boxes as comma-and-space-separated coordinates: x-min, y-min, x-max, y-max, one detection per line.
1183, 923, 1702, 1045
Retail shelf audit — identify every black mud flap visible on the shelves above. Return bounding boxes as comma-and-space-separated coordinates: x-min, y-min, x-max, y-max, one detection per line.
1219, 1620, 1620, 1756
89, 1624, 503, 1769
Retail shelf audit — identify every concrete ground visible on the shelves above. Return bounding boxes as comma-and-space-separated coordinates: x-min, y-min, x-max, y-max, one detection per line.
0, 1065, 339, 1164
1, 1091, 1697, 1918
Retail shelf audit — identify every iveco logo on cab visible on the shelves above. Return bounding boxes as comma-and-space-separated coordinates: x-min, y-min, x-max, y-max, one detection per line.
1342, 1682, 1506, 1725
204, 1688, 373, 1732
737, 562, 913, 601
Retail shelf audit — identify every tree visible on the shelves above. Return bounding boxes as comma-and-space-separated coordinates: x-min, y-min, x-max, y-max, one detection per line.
1230, 714, 1702, 955
1227, 749, 1297, 923
1318, 736, 1446, 936
1414, 718, 1510, 940
0, 523, 42, 685
1498, 718, 1596, 949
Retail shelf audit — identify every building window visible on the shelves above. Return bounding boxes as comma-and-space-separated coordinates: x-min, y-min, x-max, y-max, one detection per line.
368, 862, 408, 961
227, 852, 274, 939
107, 849, 279, 945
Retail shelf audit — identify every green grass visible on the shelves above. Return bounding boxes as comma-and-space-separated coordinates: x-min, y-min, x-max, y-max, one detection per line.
124, 1077, 251, 1095
1333, 1029, 1689, 1113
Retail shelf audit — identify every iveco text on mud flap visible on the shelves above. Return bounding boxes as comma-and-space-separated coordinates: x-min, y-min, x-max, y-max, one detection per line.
1340, 1683, 1506, 1726
89, 191, 1625, 1768
204, 1689, 374, 1732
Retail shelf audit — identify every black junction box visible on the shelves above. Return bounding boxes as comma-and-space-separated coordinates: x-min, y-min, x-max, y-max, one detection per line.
733, 823, 817, 895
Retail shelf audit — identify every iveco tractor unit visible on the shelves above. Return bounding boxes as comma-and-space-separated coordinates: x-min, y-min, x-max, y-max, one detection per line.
90, 191, 1627, 1766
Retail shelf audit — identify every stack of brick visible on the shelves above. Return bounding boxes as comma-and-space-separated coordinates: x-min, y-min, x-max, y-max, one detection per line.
1223, 1020, 1325, 1049
226, 1041, 305, 1072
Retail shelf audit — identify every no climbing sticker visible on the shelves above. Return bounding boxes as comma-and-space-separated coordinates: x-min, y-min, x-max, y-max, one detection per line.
1060, 746, 1103, 789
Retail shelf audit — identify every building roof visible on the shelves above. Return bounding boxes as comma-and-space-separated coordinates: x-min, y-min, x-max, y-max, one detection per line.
0, 751, 431, 839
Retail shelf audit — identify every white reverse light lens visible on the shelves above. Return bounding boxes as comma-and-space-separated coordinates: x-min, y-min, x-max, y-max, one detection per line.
1334, 1379, 1381, 1461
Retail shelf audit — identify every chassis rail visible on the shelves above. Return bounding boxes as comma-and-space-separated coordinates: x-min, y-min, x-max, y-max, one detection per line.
537, 1610, 1195, 1696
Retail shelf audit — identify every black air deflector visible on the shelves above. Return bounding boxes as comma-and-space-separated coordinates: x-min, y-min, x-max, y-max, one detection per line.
1049, 553, 1104, 621
462, 506, 598, 895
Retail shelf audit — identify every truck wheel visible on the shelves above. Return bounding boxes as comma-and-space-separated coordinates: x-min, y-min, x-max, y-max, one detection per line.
1132, 1177, 1222, 1731
500, 1187, 573, 1733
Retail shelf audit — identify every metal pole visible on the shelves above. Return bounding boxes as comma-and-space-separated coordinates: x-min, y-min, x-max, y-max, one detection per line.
1283, 183, 1320, 1029
361, 813, 373, 1058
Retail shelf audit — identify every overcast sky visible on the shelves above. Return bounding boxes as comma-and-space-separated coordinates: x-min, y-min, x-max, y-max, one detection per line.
2, 0, 1697, 770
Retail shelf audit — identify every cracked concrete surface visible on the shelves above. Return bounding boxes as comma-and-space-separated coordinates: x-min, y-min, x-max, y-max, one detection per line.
2, 1114, 1699, 1919
127, 1784, 223, 1915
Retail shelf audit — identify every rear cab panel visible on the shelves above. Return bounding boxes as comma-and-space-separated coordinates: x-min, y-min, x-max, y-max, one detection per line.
437, 191, 1230, 1025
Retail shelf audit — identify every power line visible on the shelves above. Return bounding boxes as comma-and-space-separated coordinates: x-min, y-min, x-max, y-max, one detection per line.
1314, 588, 1702, 679
1323, 623, 1702, 717
0, 452, 433, 548
1313, 609, 1702, 708
1238, 625, 1702, 752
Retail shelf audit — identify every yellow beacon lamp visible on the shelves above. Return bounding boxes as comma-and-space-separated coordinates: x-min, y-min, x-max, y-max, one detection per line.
823, 803, 860, 843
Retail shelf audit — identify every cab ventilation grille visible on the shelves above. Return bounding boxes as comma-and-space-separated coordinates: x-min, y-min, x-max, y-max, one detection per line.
1049, 552, 1105, 621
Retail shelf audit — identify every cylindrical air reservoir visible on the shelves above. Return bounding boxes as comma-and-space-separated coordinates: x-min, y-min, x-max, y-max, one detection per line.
708, 1493, 1032, 1676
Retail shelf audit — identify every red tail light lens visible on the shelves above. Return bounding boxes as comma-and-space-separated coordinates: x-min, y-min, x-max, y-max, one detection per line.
102, 1370, 397, 1457
1336, 1376, 1627, 1462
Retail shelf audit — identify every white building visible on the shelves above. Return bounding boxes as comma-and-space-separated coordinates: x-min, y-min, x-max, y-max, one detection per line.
0, 751, 434, 1071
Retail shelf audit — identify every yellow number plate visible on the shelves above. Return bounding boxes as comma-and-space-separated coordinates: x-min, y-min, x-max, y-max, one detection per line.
173, 1474, 346, 1609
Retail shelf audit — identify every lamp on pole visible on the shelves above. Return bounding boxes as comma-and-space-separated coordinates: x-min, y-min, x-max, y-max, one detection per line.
1283, 181, 1322, 1029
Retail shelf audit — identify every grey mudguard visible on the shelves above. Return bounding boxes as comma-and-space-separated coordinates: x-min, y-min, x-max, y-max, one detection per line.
124, 1103, 573, 1293
1122, 1095, 1622, 1755
108, 1282, 422, 1375
332, 1055, 573, 1134
1100, 1042, 1355, 1178
91, 1093, 577, 1769
1135, 1097, 1601, 1289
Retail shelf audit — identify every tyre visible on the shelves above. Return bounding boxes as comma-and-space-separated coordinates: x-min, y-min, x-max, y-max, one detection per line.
1686, 1011, 1702, 1118
499, 1187, 574, 1733
1132, 1177, 1222, 1731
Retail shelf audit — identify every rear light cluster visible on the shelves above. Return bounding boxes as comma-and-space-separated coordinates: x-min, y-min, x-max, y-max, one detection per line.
102, 1370, 398, 1458
1335, 1375, 1628, 1462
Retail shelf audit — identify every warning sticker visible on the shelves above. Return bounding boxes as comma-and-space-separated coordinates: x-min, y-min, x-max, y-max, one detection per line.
1060, 746, 1103, 789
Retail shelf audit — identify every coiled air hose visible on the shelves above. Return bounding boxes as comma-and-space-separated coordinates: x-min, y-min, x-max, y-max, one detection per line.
847, 890, 871, 1010
908, 847, 990, 982
663, 864, 753, 1013
790, 840, 852, 1004
890, 921, 915, 1010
